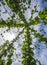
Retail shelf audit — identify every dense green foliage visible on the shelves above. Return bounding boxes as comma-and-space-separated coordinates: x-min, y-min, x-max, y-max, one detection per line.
39, 8, 47, 20
22, 27, 36, 65
0, 0, 47, 65
0, 40, 15, 65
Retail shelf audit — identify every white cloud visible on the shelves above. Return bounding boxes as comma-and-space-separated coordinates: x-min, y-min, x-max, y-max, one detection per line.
3, 32, 15, 41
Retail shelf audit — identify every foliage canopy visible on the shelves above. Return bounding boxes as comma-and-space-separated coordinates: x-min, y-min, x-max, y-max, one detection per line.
0, 0, 47, 65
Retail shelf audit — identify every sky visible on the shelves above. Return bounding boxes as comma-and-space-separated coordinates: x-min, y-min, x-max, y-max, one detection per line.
0, 0, 47, 65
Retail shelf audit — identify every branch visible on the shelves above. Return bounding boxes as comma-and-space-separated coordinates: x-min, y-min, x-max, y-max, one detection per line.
0, 19, 25, 28
0, 28, 24, 58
